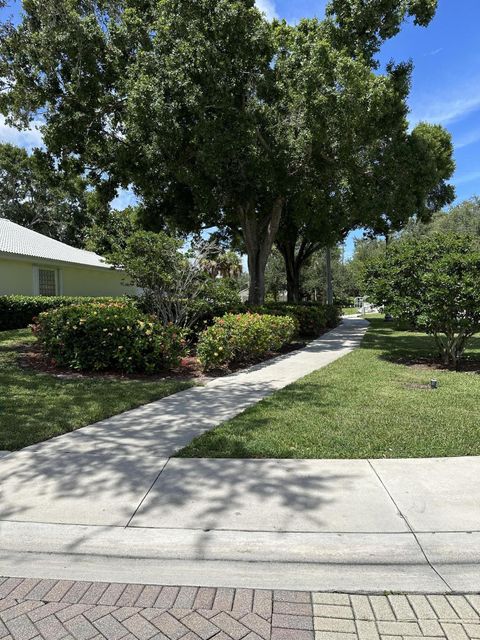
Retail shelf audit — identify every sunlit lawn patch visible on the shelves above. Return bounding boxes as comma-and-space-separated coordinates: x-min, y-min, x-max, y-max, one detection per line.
178, 318, 480, 459
0, 329, 193, 451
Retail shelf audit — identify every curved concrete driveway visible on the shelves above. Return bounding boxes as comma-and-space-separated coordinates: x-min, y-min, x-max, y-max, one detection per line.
0, 318, 479, 593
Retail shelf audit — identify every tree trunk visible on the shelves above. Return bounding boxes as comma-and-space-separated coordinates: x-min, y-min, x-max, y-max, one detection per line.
280, 239, 301, 303
326, 247, 334, 306
436, 332, 469, 370
277, 234, 323, 304
240, 198, 283, 306
246, 251, 266, 305
286, 266, 301, 303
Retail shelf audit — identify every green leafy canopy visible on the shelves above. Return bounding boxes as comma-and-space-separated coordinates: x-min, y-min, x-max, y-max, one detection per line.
0, 0, 450, 304
365, 234, 480, 367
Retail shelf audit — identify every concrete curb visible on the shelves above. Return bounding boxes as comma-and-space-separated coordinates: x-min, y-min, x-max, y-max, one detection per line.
1, 522, 479, 593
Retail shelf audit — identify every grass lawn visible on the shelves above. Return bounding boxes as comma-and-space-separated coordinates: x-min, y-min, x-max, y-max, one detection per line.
342, 307, 359, 315
178, 317, 480, 459
0, 329, 194, 451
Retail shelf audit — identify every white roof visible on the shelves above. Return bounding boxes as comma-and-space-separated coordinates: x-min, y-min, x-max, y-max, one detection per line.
0, 219, 112, 269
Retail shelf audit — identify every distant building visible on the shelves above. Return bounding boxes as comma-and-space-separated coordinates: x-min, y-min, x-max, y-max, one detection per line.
239, 288, 288, 303
0, 219, 134, 297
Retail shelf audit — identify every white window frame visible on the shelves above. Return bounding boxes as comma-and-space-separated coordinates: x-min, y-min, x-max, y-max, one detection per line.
33, 266, 62, 296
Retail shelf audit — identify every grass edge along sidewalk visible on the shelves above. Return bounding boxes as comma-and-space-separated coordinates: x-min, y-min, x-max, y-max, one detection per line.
178, 317, 480, 460
0, 328, 194, 451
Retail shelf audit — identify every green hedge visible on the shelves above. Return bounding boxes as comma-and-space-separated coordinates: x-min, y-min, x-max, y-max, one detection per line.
33, 302, 188, 373
249, 302, 340, 337
2, 294, 340, 341
0, 295, 136, 330
197, 312, 298, 371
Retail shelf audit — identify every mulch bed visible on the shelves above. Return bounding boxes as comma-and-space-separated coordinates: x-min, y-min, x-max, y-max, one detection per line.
16, 339, 309, 383
388, 354, 480, 374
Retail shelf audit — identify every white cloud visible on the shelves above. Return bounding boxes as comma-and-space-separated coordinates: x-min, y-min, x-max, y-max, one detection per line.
425, 48, 443, 57
409, 83, 480, 127
454, 170, 480, 186
255, 0, 278, 20
455, 127, 480, 150
0, 115, 44, 151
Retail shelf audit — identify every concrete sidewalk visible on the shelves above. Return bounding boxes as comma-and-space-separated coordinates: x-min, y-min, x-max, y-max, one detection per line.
16, 318, 368, 458
1, 456, 480, 592
1, 318, 479, 593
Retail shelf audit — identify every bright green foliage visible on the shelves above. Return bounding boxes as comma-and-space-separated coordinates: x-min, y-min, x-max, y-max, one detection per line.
0, 295, 134, 330
326, 0, 438, 60
404, 196, 480, 243
365, 235, 480, 367
345, 237, 387, 296
250, 302, 340, 338
110, 231, 185, 303
432, 197, 480, 238
0, 328, 192, 451
363, 123, 455, 239
34, 302, 188, 373
197, 313, 297, 371
0, 0, 445, 305
178, 318, 480, 460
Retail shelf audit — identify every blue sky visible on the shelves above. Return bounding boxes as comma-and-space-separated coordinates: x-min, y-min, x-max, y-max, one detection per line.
1, 0, 480, 257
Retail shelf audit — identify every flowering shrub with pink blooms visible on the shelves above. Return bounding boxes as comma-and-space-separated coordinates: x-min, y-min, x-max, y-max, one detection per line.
33, 303, 188, 373
197, 313, 298, 371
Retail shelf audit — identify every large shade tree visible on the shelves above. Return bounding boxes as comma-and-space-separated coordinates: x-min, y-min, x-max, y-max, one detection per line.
272, 0, 445, 302
0, 143, 94, 246
275, 113, 455, 303
359, 123, 455, 242
0, 0, 445, 303
130, 6, 446, 303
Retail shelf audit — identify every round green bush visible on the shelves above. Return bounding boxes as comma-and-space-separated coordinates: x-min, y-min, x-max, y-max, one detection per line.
197, 312, 298, 371
249, 302, 340, 337
33, 302, 188, 373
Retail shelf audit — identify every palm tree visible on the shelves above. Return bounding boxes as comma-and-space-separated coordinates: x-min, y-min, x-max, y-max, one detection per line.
202, 250, 243, 279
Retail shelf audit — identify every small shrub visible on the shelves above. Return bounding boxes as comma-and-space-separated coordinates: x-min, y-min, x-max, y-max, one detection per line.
0, 295, 135, 330
249, 302, 340, 337
365, 233, 480, 368
197, 313, 298, 371
181, 279, 245, 337
324, 304, 341, 328
33, 303, 188, 373
136, 278, 244, 339
111, 231, 243, 329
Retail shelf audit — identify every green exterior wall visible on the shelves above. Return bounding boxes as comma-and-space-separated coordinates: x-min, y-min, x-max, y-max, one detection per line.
0, 256, 135, 297
0, 258, 33, 295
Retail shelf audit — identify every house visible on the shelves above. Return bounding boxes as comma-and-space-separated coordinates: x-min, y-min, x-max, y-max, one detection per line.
0, 219, 134, 297
240, 288, 288, 303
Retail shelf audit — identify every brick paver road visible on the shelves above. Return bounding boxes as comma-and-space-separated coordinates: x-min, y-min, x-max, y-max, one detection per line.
1, 577, 480, 640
